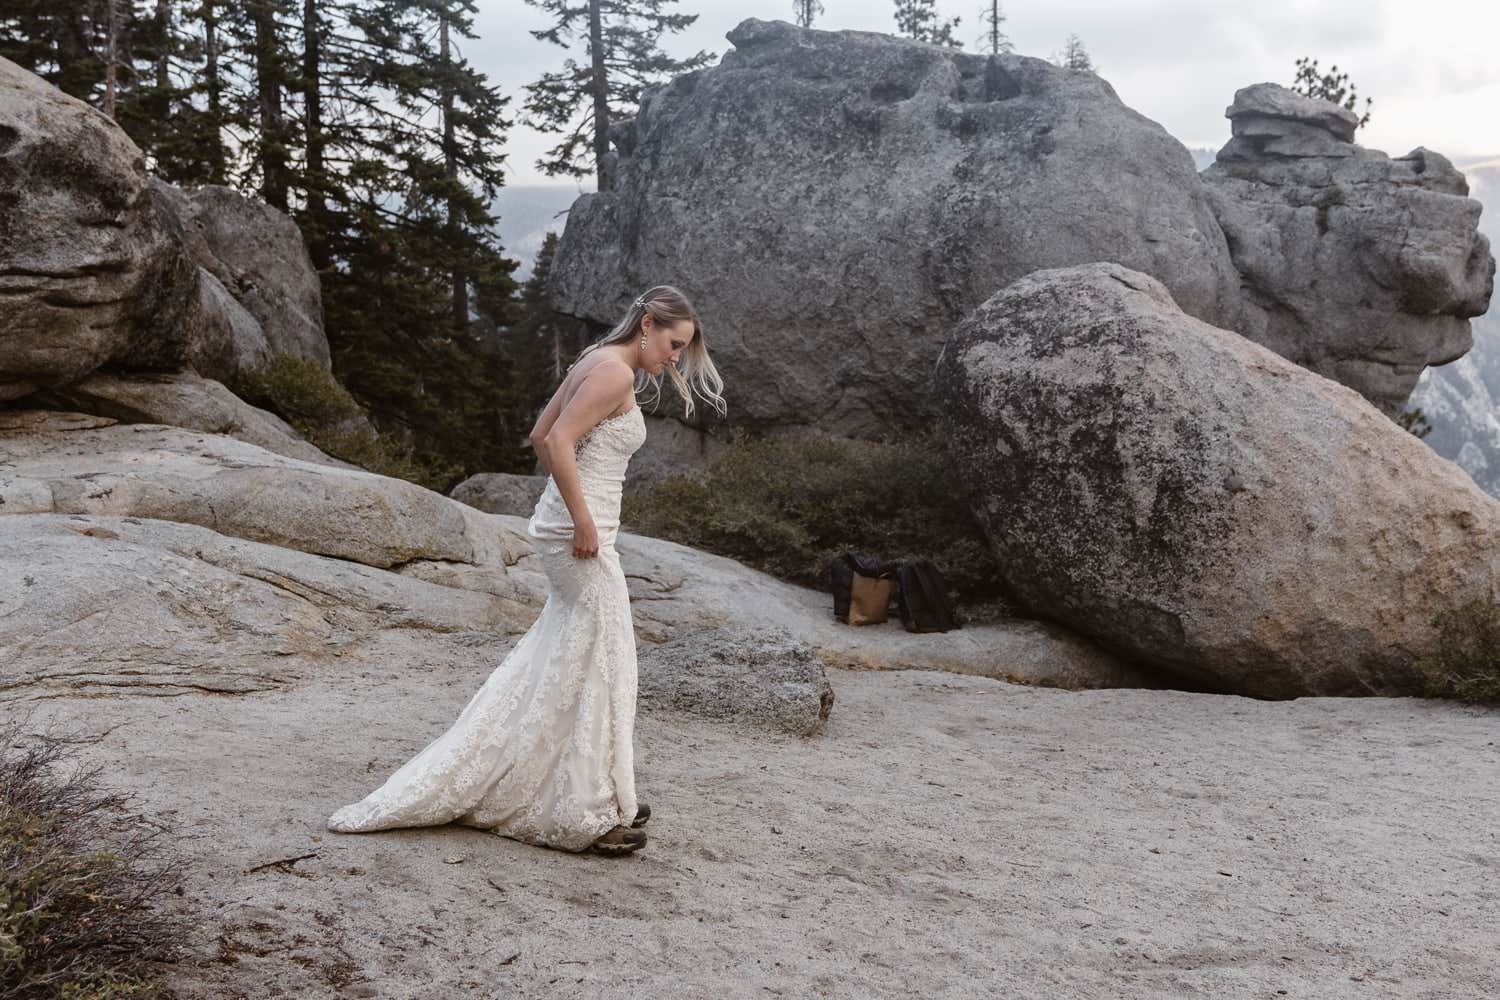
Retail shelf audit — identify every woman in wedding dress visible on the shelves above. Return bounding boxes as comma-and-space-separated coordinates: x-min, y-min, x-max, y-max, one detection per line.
327, 286, 726, 856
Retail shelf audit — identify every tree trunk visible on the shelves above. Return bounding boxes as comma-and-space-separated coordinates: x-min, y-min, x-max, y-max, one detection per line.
103, 0, 118, 118
252, 0, 288, 211
156, 0, 170, 91
303, 0, 329, 270
587, 0, 610, 191
440, 12, 468, 329
201, 0, 224, 182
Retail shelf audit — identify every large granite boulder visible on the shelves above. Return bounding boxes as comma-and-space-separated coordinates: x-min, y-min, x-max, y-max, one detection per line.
934, 262, 1500, 698
0, 55, 193, 400
0, 57, 331, 407
1203, 84, 1495, 415
150, 178, 329, 374
551, 18, 1238, 437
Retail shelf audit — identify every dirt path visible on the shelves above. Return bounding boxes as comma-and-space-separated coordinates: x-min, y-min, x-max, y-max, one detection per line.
21, 653, 1500, 999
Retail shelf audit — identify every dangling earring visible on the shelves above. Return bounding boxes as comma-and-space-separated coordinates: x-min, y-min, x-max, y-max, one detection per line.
639, 332, 646, 352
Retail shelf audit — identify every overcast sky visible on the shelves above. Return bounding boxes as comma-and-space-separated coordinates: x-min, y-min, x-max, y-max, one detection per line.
474, 0, 1500, 190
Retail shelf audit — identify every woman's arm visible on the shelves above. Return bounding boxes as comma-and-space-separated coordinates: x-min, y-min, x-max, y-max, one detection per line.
531, 360, 635, 528
529, 386, 565, 477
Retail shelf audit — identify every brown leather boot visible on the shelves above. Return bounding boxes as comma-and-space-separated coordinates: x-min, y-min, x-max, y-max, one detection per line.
591, 825, 647, 856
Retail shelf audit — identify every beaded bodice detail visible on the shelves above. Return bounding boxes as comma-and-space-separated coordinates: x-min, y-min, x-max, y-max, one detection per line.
569, 405, 647, 482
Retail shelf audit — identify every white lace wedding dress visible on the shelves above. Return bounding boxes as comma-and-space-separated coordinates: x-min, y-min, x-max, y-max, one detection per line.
326, 404, 648, 852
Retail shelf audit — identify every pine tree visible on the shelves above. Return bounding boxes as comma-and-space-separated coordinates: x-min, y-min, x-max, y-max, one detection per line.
0, 0, 531, 488
1052, 33, 1094, 71
976, 0, 1011, 54
792, 0, 823, 29
0, 0, 229, 183
243, 0, 296, 211
893, 0, 962, 48
506, 232, 589, 382
522, 0, 714, 190
313, 0, 523, 486
118, 0, 226, 183
1291, 56, 1373, 129
11, 2, 109, 100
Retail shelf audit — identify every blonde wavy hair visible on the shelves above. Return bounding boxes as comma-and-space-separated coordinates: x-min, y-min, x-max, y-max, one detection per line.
570, 285, 727, 423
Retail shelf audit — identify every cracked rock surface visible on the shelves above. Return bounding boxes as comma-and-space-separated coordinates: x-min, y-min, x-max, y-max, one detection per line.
1202, 83, 1495, 414
551, 18, 1238, 440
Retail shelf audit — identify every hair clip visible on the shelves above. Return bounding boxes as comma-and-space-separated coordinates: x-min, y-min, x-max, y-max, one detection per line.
633, 296, 646, 309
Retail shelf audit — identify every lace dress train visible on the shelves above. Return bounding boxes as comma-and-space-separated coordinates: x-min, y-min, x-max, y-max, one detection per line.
326, 405, 648, 852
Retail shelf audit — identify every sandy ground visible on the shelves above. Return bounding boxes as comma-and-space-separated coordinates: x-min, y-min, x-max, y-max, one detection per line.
16, 643, 1500, 1000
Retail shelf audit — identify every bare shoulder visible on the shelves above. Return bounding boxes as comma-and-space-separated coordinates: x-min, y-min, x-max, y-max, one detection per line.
584, 354, 635, 390
558, 352, 634, 417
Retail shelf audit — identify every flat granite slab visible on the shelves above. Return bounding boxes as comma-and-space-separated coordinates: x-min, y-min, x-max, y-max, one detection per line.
13, 657, 1498, 999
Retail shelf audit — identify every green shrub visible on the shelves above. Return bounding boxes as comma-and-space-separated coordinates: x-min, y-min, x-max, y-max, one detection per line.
1415, 596, 1500, 705
1395, 405, 1433, 439
621, 425, 1009, 606
227, 354, 459, 490
227, 353, 362, 428
0, 714, 188, 999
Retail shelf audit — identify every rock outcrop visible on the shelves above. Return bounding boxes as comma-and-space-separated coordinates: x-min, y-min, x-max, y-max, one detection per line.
637, 624, 835, 735
552, 28, 1493, 435
0, 55, 329, 407
150, 178, 329, 375
0, 409, 1145, 694
0, 56, 191, 399
934, 262, 1500, 698
449, 471, 550, 516
551, 18, 1238, 437
0, 513, 528, 701
0, 411, 494, 570
18, 371, 351, 468
1202, 84, 1495, 415
1409, 159, 1500, 498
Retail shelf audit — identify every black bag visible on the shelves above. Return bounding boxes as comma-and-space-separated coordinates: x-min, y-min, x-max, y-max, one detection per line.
894, 559, 961, 633
830, 551, 899, 624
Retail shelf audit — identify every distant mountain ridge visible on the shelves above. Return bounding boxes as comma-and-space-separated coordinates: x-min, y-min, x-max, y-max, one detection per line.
493, 185, 583, 281
1410, 156, 1500, 497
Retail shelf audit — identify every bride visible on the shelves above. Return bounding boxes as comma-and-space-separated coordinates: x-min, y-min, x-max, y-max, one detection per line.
327, 286, 726, 856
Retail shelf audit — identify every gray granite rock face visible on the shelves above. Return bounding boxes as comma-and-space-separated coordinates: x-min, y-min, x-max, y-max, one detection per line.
1410, 163, 1500, 498
0, 57, 330, 407
450, 472, 550, 516
189, 266, 274, 379
637, 623, 835, 735
1220, 82, 1360, 143
550, 18, 1238, 437
0, 410, 481, 569
0, 56, 191, 400
18, 371, 353, 468
1202, 83, 1495, 415
934, 262, 1500, 698
150, 178, 329, 373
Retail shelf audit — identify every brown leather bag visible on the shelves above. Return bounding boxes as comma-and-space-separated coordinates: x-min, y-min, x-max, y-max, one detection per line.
848, 572, 894, 626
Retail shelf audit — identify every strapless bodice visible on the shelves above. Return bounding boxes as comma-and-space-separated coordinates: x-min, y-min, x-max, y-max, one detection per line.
527, 404, 647, 544
569, 404, 647, 483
